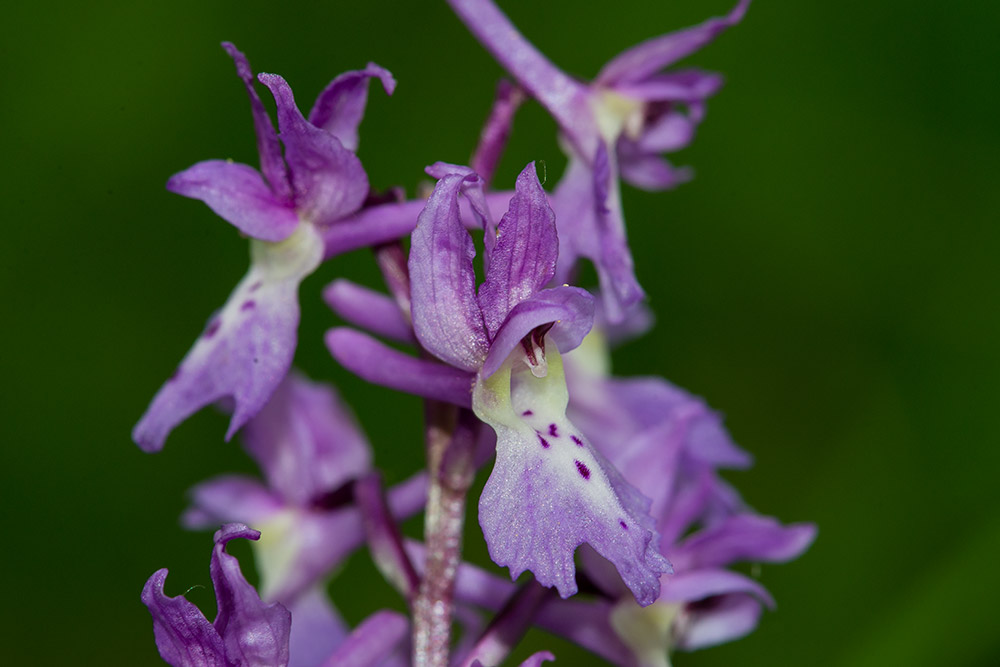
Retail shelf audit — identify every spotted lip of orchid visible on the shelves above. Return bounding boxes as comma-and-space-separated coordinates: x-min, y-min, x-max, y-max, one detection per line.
446, 0, 749, 322
142, 523, 292, 667
405, 160, 669, 606
133, 43, 395, 453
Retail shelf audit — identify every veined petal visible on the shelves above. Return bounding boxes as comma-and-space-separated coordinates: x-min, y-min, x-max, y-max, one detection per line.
325, 328, 475, 407
259, 74, 369, 226
210, 524, 292, 667
287, 587, 349, 667
142, 569, 229, 667
221, 43, 293, 202
479, 162, 559, 337
323, 279, 413, 343
408, 173, 489, 371
166, 160, 300, 242
595, 0, 750, 86
671, 515, 817, 572
242, 372, 372, 505
482, 287, 594, 379
133, 223, 323, 452
474, 347, 669, 605
425, 163, 496, 268
320, 610, 409, 667
308, 63, 396, 152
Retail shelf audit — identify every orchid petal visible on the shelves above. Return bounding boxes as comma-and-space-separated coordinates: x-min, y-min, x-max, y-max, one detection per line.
472, 651, 556, 667
445, 0, 592, 142
320, 610, 409, 667
481, 287, 594, 379
259, 74, 369, 226
221, 43, 292, 202
253, 507, 365, 604
166, 160, 300, 242
637, 111, 699, 153
287, 587, 349, 667
479, 162, 559, 337
660, 568, 773, 608
550, 153, 643, 323
425, 163, 497, 268
321, 190, 516, 260
408, 173, 489, 371
675, 593, 763, 651
471, 80, 525, 186
210, 524, 292, 667
595, 0, 750, 86
474, 349, 669, 605
133, 225, 323, 451
612, 70, 724, 103
325, 328, 474, 407
355, 474, 421, 598
142, 569, 229, 667
616, 151, 691, 193
182, 475, 282, 529
308, 63, 395, 152
672, 515, 817, 571
323, 279, 413, 343
242, 372, 372, 505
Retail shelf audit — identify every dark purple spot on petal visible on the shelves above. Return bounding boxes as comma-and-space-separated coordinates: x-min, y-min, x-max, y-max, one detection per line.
522, 410, 533, 416
249, 281, 263, 292
537, 434, 550, 449
575, 460, 591, 480
240, 299, 256, 311
203, 320, 221, 339
570, 435, 583, 447
168, 368, 181, 382
548, 423, 559, 437
620, 521, 628, 530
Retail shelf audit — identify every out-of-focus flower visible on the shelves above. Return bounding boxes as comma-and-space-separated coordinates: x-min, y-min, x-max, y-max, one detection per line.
133, 43, 394, 452
182, 372, 426, 607
446, 0, 749, 321
142, 523, 291, 667
327, 162, 669, 605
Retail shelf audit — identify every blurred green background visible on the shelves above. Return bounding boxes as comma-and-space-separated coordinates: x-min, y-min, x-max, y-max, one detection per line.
3, 0, 997, 664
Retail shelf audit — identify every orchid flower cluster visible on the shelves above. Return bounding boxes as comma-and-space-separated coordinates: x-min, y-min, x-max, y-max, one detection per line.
135, 1, 814, 665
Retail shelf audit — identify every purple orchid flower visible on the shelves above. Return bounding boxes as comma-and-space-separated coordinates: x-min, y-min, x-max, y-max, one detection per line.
181, 372, 427, 612
554, 328, 815, 659
133, 43, 395, 452
446, 0, 749, 321
142, 523, 292, 667
327, 162, 669, 605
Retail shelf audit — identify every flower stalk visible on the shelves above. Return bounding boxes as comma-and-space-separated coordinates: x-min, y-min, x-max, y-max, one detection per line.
413, 405, 477, 667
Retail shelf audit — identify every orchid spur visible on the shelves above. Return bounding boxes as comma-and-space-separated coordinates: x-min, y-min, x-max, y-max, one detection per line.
447, 0, 749, 321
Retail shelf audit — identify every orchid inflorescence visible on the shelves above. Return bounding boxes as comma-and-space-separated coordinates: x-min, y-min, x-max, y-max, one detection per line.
136, 1, 814, 665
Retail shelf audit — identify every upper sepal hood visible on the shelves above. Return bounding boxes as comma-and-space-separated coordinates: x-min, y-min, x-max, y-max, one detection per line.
142, 523, 292, 667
